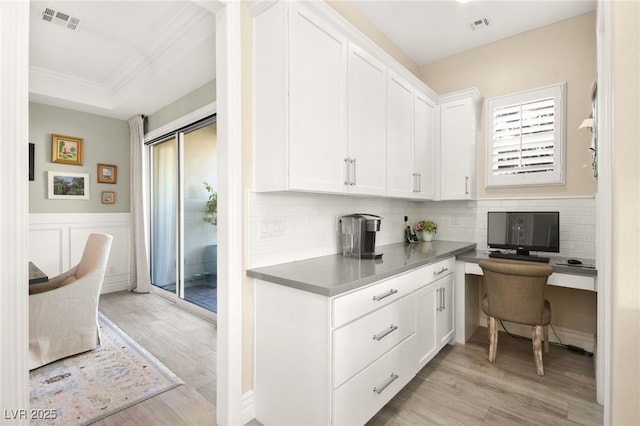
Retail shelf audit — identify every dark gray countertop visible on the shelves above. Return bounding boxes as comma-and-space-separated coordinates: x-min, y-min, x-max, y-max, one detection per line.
457, 250, 598, 277
247, 240, 477, 297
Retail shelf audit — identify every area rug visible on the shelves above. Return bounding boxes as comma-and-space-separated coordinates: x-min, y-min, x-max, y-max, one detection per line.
29, 312, 184, 425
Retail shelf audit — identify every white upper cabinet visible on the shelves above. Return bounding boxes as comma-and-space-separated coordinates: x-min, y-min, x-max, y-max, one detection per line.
438, 88, 482, 200
413, 92, 436, 200
253, 2, 347, 193
387, 73, 436, 199
346, 44, 387, 196
252, 1, 438, 197
386, 73, 415, 198
289, 6, 347, 193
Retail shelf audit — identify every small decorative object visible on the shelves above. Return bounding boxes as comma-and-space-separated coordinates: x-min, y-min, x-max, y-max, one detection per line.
203, 181, 218, 226
52, 134, 83, 165
48, 171, 89, 200
97, 163, 117, 184
416, 220, 437, 242
101, 191, 115, 204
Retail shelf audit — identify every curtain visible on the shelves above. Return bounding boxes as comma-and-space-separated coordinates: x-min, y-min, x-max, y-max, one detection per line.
128, 115, 151, 293
150, 140, 177, 287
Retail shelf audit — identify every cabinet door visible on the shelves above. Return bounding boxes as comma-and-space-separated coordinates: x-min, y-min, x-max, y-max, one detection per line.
436, 274, 455, 349
415, 283, 437, 371
386, 73, 414, 198
347, 43, 387, 196
413, 92, 436, 200
289, 6, 347, 193
440, 98, 474, 199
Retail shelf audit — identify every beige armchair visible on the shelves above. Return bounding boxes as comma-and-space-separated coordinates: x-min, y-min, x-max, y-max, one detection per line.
478, 258, 553, 376
29, 233, 113, 370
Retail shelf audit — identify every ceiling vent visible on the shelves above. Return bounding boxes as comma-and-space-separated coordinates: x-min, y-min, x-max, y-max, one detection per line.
469, 17, 490, 31
42, 7, 81, 31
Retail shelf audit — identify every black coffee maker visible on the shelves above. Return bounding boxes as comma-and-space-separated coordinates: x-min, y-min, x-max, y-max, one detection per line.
339, 214, 383, 259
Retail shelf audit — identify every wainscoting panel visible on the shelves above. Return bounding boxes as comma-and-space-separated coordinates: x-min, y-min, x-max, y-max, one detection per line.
29, 213, 132, 293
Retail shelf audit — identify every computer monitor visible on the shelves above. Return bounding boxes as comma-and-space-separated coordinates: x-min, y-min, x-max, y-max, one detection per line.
487, 211, 559, 256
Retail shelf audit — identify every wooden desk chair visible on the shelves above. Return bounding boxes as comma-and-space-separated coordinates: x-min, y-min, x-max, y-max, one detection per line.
478, 258, 554, 376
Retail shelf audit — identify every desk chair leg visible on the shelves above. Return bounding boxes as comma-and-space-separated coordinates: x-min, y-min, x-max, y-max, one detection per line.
543, 325, 550, 353
488, 316, 498, 363
532, 325, 544, 376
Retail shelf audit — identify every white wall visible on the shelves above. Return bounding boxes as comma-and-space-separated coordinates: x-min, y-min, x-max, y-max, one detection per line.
247, 193, 596, 268
29, 213, 131, 294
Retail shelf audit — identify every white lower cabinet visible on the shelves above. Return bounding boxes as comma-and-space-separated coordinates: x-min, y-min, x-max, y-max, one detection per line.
415, 264, 455, 370
255, 257, 456, 425
333, 336, 416, 426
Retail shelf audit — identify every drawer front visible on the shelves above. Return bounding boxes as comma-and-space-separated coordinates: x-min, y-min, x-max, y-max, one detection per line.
333, 335, 416, 426
332, 271, 414, 328
333, 294, 415, 387
414, 256, 455, 290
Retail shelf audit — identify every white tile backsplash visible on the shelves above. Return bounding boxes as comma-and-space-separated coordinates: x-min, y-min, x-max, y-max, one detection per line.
247, 192, 596, 267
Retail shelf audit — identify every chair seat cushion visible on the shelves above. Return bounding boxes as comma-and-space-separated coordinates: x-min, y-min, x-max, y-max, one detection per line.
482, 294, 551, 325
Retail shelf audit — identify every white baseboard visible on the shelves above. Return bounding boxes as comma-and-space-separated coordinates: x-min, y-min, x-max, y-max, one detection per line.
479, 315, 595, 353
242, 389, 255, 425
102, 273, 131, 294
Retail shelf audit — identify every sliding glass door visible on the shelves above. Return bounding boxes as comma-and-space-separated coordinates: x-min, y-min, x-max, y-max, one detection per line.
149, 117, 217, 318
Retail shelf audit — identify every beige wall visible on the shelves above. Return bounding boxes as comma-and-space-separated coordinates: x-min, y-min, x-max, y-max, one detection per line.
611, 0, 640, 423
419, 13, 597, 199
326, 1, 419, 75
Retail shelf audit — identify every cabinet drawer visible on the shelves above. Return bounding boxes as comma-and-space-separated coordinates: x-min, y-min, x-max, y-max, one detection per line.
414, 257, 455, 289
333, 294, 415, 387
333, 335, 416, 426
332, 271, 414, 327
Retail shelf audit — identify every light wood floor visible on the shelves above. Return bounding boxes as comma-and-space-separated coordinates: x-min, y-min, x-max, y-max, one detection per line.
95, 291, 602, 426
94, 291, 217, 425
368, 328, 603, 425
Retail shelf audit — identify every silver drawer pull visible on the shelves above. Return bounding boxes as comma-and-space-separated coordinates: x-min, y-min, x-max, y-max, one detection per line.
373, 325, 398, 341
433, 267, 449, 276
373, 373, 399, 394
372, 289, 398, 301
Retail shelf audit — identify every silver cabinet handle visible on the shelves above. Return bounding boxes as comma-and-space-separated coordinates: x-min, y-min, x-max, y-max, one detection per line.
441, 287, 445, 311
372, 289, 398, 301
418, 173, 422, 193
344, 158, 350, 185
351, 158, 357, 186
411, 173, 418, 192
372, 324, 398, 341
433, 267, 449, 277
373, 373, 399, 394
465, 176, 469, 195
436, 288, 442, 312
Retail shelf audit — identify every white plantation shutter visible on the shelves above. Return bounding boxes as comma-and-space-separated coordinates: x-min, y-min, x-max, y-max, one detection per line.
486, 83, 566, 187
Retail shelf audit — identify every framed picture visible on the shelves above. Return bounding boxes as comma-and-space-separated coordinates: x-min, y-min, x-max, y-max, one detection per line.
52, 134, 83, 165
47, 171, 89, 200
97, 163, 117, 184
101, 191, 115, 204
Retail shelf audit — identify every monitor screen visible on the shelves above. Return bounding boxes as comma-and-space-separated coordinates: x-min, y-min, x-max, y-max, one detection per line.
487, 211, 559, 255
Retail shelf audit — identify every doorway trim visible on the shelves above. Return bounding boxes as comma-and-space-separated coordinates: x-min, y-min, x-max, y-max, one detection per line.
214, 1, 243, 425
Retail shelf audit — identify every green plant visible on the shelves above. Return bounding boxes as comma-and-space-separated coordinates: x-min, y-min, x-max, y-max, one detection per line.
416, 220, 437, 233
203, 181, 218, 226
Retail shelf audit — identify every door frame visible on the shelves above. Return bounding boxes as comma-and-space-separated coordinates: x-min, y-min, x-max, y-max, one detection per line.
0, 1, 243, 424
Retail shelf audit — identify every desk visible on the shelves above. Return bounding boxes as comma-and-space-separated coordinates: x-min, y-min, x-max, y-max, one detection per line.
29, 261, 48, 285
454, 249, 602, 403
455, 250, 597, 343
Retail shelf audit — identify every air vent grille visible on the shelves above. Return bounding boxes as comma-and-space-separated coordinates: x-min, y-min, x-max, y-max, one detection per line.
42, 7, 81, 31
469, 17, 490, 31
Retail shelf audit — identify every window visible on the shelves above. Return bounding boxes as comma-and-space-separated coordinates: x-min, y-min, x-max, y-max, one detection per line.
486, 83, 566, 187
